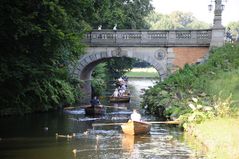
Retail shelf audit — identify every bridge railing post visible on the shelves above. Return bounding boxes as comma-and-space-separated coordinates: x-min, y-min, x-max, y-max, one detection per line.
191, 31, 197, 44
141, 31, 147, 44
168, 30, 176, 45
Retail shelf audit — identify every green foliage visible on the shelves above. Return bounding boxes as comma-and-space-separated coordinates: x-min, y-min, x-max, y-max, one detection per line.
91, 63, 107, 96
125, 71, 158, 78
227, 21, 239, 37
205, 69, 239, 101
96, 0, 153, 29
145, 11, 210, 30
179, 95, 233, 130
0, 0, 154, 115
106, 57, 136, 80
0, 0, 88, 115
141, 43, 239, 119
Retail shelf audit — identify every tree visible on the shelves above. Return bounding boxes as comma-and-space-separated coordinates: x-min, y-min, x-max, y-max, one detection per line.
106, 57, 136, 80
0, 0, 94, 114
89, 0, 153, 29
227, 21, 239, 38
145, 11, 210, 30
170, 11, 194, 29
0, 0, 154, 114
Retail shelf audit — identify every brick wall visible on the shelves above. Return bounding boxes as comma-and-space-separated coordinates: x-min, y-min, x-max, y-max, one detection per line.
172, 47, 209, 68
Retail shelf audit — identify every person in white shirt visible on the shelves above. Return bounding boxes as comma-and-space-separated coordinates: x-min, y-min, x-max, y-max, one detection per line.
130, 109, 141, 121
112, 88, 119, 97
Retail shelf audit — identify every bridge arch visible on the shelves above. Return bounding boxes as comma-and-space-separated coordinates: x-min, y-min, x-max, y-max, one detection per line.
72, 47, 168, 102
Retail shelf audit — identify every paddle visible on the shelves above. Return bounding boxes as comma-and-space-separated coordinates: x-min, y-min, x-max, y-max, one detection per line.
147, 121, 181, 124
92, 120, 180, 127
64, 105, 127, 110
100, 95, 137, 98
64, 105, 91, 109
92, 123, 125, 127
103, 105, 127, 110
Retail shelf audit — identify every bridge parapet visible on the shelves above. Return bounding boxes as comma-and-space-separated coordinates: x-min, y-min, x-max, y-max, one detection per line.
83, 29, 212, 47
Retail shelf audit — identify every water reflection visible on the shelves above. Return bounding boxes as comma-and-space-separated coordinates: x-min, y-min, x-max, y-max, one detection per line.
0, 78, 205, 159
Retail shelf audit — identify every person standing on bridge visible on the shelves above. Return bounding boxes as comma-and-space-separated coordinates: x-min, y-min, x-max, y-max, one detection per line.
226, 27, 233, 43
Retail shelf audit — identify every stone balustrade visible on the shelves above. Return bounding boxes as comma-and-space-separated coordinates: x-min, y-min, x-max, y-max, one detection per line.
83, 29, 212, 47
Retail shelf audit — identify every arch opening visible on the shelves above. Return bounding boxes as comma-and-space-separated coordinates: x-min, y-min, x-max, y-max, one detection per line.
73, 48, 168, 102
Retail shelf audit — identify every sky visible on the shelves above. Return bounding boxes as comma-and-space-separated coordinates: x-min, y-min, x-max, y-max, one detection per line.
151, 0, 239, 25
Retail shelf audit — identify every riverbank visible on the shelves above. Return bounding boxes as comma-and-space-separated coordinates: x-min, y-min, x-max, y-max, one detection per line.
126, 67, 159, 78
185, 118, 239, 159
141, 44, 239, 158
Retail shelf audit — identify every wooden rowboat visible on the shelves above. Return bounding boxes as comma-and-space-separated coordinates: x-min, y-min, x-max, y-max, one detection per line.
84, 105, 105, 115
109, 96, 130, 103
121, 120, 151, 135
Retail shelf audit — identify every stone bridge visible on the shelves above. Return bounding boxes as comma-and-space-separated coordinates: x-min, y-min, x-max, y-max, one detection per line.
71, 0, 225, 102
72, 28, 224, 102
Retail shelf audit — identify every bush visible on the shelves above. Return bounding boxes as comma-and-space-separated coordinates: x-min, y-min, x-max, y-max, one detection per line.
141, 44, 239, 119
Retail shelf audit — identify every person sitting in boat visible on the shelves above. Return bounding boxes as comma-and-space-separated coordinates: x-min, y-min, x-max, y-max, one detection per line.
112, 88, 119, 97
118, 89, 125, 96
122, 75, 128, 82
121, 84, 127, 91
118, 77, 123, 82
130, 109, 141, 121
90, 96, 100, 107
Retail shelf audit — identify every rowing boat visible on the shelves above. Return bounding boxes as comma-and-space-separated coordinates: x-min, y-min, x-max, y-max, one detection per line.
121, 120, 151, 135
109, 96, 130, 103
84, 105, 105, 115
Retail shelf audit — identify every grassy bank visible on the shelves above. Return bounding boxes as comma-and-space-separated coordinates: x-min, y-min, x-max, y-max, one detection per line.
182, 54, 239, 158
126, 67, 159, 78
206, 69, 239, 101
186, 118, 239, 159
141, 44, 239, 158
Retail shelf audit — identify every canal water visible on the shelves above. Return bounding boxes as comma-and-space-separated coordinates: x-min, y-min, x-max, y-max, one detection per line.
0, 78, 205, 159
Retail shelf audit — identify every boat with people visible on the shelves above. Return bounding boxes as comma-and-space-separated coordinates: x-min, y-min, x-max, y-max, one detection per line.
111, 76, 130, 103
109, 95, 130, 103
85, 96, 105, 115
121, 120, 151, 135
115, 76, 128, 86
84, 105, 105, 115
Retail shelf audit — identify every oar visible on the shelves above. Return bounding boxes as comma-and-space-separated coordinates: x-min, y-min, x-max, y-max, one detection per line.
103, 105, 127, 110
66, 105, 127, 110
92, 123, 125, 127
92, 120, 180, 127
99, 96, 137, 98
146, 121, 181, 125
64, 105, 91, 110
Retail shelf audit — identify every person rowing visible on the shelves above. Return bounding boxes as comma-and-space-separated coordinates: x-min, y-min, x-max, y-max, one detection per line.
90, 96, 100, 108
130, 109, 141, 122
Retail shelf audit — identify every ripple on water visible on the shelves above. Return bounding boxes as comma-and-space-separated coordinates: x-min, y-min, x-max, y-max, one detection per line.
108, 111, 132, 115
75, 129, 120, 140
63, 109, 85, 115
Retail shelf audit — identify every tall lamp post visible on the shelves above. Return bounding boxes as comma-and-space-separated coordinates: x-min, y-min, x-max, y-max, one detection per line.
208, 0, 227, 47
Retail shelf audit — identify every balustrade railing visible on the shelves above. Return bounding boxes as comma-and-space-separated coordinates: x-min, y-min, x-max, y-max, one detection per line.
83, 29, 212, 46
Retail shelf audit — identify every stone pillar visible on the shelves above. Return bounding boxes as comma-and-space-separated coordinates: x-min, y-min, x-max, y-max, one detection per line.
168, 30, 176, 45
210, 0, 225, 48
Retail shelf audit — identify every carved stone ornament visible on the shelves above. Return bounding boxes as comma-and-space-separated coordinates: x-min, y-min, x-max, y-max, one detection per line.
155, 49, 167, 60
111, 47, 127, 57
